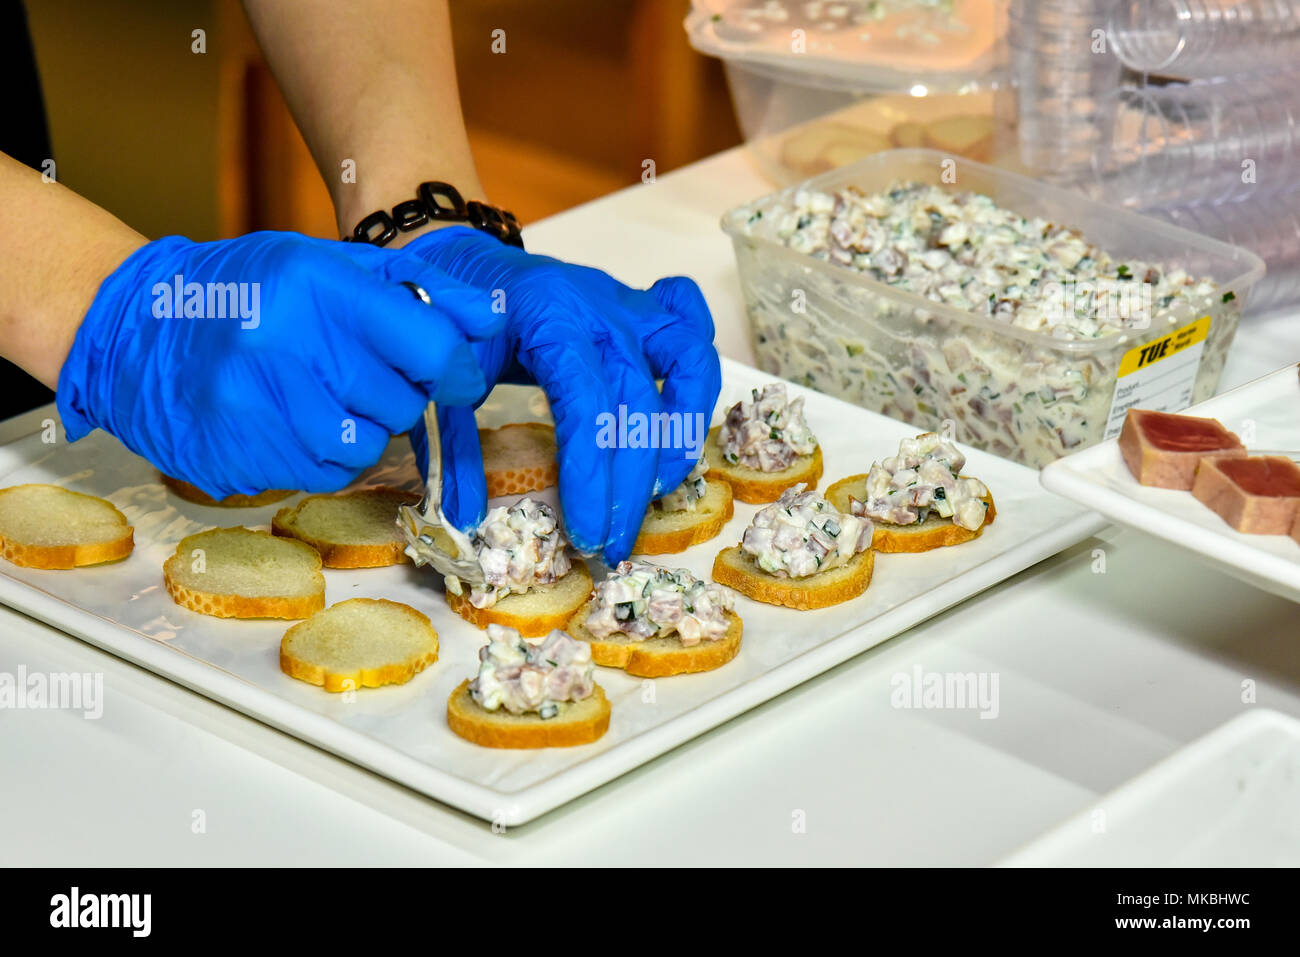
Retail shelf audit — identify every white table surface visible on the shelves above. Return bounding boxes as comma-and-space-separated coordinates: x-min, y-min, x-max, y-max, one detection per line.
4, 147, 1300, 866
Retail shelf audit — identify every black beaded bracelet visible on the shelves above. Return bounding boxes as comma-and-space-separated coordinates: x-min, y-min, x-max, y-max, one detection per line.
344, 181, 523, 248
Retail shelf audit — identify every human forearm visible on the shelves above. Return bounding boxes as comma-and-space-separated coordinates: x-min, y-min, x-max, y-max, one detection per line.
241, 0, 483, 243
0, 153, 147, 387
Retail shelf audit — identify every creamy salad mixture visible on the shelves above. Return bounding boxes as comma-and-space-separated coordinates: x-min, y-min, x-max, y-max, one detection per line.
469, 624, 595, 718
584, 561, 733, 646
742, 484, 873, 578
719, 383, 819, 472
770, 183, 1216, 338
656, 460, 710, 512
853, 432, 989, 530
738, 182, 1236, 467
455, 498, 571, 609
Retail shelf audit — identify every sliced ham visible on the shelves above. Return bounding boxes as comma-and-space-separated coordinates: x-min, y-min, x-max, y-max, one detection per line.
1118, 408, 1245, 490
1192, 455, 1300, 534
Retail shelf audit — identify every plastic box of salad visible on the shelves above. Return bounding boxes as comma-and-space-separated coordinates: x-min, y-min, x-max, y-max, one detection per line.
721, 148, 1265, 468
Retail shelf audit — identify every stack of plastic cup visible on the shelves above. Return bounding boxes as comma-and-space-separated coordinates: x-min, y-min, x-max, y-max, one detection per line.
1108, 0, 1300, 79
1009, 0, 1122, 179
1091, 71, 1300, 208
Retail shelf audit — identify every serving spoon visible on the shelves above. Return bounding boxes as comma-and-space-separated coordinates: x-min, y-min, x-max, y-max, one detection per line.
394, 282, 487, 593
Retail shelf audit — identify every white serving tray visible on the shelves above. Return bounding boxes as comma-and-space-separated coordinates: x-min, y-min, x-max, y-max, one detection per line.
0, 358, 1102, 825
1000, 709, 1300, 866
1041, 363, 1300, 604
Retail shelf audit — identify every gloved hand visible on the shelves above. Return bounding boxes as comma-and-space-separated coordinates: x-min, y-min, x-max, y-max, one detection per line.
57, 232, 503, 498
404, 226, 722, 563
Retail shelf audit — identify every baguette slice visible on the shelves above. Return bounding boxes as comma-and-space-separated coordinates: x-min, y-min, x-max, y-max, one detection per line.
161, 474, 293, 508
922, 115, 995, 162
825, 473, 997, 553
0, 484, 134, 569
632, 478, 734, 555
163, 526, 325, 619
890, 120, 929, 149
712, 545, 874, 610
447, 678, 610, 749
280, 598, 438, 692
481, 423, 558, 498
703, 426, 824, 504
272, 486, 419, 567
445, 561, 593, 637
566, 603, 742, 677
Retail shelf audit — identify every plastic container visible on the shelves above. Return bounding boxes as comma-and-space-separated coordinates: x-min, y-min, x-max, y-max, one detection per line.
1092, 74, 1300, 208
686, 0, 1011, 185
721, 149, 1264, 468
1150, 201, 1300, 314
1108, 0, 1300, 78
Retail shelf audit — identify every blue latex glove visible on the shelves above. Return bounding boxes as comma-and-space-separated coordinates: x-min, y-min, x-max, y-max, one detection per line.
405, 226, 722, 562
57, 232, 503, 498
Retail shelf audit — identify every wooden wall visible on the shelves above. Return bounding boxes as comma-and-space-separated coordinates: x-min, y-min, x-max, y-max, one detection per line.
26, 0, 741, 241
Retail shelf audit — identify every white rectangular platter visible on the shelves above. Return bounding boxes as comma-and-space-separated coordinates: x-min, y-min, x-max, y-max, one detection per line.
1000, 709, 1300, 866
0, 358, 1102, 825
1041, 363, 1300, 604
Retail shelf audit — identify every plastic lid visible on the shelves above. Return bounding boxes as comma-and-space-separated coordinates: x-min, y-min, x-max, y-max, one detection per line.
686, 0, 1009, 94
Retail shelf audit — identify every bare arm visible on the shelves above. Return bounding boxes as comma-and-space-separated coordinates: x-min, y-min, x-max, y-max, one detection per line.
241, 0, 484, 244
0, 153, 147, 387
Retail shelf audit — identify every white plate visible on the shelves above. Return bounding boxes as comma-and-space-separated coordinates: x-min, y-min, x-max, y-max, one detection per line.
1041, 363, 1300, 603
0, 358, 1101, 824
1000, 709, 1300, 866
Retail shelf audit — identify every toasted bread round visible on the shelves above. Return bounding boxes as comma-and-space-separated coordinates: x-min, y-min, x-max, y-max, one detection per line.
445, 561, 593, 637
825, 473, 997, 553
163, 526, 325, 619
280, 598, 438, 692
632, 478, 734, 555
447, 678, 610, 749
272, 486, 420, 567
712, 545, 874, 610
0, 484, 134, 569
161, 474, 294, 508
566, 603, 743, 677
480, 423, 558, 498
703, 427, 823, 504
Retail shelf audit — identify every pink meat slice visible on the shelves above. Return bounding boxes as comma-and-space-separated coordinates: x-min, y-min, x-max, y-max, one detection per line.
1192, 455, 1300, 534
1118, 408, 1245, 490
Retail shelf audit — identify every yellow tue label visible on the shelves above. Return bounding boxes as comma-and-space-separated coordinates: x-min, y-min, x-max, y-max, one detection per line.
1117, 316, 1212, 378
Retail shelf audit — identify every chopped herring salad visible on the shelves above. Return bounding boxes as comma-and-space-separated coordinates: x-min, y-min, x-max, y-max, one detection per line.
453, 498, 571, 609
719, 383, 818, 472
770, 183, 1216, 337
584, 561, 733, 646
656, 460, 710, 512
854, 432, 989, 530
469, 624, 595, 718
743, 483, 872, 578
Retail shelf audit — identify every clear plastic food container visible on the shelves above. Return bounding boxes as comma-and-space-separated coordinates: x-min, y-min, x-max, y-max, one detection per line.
721, 149, 1265, 468
685, 0, 1011, 185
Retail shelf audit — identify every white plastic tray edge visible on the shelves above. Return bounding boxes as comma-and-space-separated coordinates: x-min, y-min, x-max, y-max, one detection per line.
996, 708, 1300, 867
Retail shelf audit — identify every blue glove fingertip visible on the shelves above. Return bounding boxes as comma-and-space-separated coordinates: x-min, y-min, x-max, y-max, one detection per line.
436, 404, 489, 533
